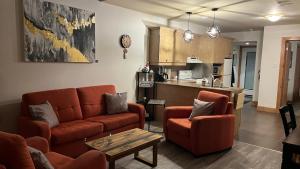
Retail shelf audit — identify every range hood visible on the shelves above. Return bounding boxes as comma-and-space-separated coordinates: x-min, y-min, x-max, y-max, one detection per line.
186, 57, 203, 63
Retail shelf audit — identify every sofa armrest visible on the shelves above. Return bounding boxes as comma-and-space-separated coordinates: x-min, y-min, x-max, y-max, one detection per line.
18, 116, 51, 141
61, 150, 106, 169
190, 114, 235, 155
26, 136, 49, 153
128, 103, 145, 129
163, 106, 193, 135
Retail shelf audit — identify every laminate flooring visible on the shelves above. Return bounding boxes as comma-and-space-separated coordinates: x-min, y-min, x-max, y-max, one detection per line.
116, 140, 281, 169
238, 102, 300, 151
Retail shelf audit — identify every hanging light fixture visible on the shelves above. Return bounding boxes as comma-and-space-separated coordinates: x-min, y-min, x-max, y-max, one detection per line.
183, 12, 194, 43
207, 8, 221, 38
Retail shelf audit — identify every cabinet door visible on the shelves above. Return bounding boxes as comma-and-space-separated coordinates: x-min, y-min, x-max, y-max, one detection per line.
190, 35, 200, 58
149, 28, 160, 65
159, 27, 175, 63
213, 38, 233, 63
174, 30, 190, 64
198, 36, 214, 63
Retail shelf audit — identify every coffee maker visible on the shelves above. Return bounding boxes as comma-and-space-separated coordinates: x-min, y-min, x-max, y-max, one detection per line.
155, 67, 169, 82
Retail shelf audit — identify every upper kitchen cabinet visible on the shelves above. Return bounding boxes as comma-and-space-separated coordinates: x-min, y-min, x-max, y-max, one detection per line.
174, 30, 203, 64
198, 36, 233, 64
174, 30, 192, 64
149, 27, 175, 65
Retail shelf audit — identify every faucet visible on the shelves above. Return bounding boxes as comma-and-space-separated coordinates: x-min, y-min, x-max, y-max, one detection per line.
210, 74, 214, 87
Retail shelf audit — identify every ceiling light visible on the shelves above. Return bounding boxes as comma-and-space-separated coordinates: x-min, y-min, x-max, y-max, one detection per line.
266, 14, 282, 22
200, 15, 208, 19
207, 8, 220, 38
183, 12, 194, 43
245, 42, 250, 45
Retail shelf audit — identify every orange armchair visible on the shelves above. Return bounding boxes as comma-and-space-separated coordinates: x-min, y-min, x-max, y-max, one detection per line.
0, 131, 106, 169
163, 91, 235, 156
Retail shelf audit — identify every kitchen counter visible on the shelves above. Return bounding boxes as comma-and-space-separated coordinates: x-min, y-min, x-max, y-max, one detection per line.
156, 80, 243, 95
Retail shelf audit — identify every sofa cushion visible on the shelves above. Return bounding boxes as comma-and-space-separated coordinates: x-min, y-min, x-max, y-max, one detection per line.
86, 112, 139, 131
22, 88, 82, 123
51, 120, 103, 145
197, 91, 229, 115
167, 118, 191, 138
77, 85, 116, 118
28, 146, 54, 169
45, 152, 73, 169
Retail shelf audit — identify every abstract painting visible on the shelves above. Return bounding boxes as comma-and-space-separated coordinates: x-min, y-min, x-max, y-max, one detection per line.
23, 0, 95, 63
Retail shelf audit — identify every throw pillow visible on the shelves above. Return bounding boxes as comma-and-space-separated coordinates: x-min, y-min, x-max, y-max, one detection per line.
28, 146, 54, 169
105, 92, 128, 114
29, 101, 59, 128
189, 99, 214, 120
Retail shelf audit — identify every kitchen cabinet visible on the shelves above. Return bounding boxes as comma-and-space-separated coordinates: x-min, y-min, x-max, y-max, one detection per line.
174, 30, 191, 64
198, 36, 233, 64
149, 27, 175, 65
174, 30, 201, 64
149, 26, 233, 65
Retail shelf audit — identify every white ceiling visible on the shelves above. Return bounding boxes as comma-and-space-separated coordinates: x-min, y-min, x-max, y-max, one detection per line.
104, 0, 300, 32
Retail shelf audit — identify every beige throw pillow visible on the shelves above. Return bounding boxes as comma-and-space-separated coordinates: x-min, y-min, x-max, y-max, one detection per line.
29, 101, 59, 128
28, 146, 54, 169
105, 92, 128, 114
189, 99, 214, 120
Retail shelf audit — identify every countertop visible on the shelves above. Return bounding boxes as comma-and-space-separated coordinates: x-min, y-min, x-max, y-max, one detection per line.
156, 80, 243, 93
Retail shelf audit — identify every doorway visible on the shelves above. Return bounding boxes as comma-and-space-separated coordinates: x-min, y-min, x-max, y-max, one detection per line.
245, 52, 256, 90
232, 42, 257, 103
277, 38, 300, 109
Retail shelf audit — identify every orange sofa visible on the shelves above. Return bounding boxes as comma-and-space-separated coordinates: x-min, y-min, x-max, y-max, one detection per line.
0, 131, 106, 169
163, 91, 235, 156
18, 85, 145, 157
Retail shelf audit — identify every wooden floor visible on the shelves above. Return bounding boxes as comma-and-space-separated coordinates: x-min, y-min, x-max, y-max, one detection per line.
115, 140, 281, 169
238, 101, 300, 151
113, 124, 282, 169
238, 103, 285, 151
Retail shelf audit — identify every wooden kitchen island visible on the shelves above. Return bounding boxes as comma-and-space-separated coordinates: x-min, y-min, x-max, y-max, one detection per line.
154, 80, 243, 137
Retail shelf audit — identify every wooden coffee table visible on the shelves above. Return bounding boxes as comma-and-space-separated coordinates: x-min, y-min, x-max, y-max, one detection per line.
85, 128, 162, 169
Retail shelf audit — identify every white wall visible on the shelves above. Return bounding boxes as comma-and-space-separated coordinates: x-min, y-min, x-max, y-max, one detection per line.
287, 42, 299, 101
258, 24, 300, 108
0, 0, 207, 132
223, 31, 264, 102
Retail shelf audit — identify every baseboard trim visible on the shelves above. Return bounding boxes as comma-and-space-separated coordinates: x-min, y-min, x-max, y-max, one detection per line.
257, 106, 278, 113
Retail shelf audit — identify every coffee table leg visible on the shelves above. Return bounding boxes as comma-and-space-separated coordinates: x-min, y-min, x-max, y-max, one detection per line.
134, 151, 139, 158
109, 160, 115, 169
134, 144, 158, 167
153, 144, 157, 166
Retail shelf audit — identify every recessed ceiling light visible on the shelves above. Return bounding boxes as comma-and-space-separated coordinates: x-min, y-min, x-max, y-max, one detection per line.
266, 14, 282, 22
245, 42, 250, 45
200, 15, 208, 19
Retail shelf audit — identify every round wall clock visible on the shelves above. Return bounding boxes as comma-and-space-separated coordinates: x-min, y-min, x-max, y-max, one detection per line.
120, 34, 131, 59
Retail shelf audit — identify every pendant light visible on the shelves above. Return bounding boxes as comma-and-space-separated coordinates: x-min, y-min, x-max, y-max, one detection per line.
183, 12, 194, 43
207, 8, 221, 38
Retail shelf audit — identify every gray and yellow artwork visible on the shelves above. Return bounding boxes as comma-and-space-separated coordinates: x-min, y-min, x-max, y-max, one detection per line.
23, 0, 95, 63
